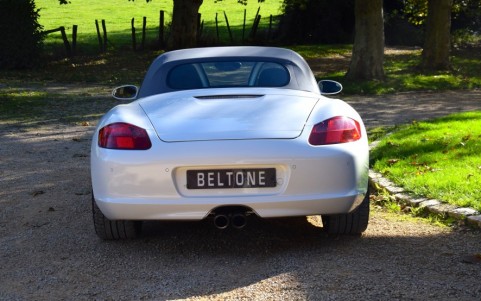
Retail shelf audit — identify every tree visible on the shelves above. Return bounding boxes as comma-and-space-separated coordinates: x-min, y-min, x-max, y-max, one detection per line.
168, 0, 203, 49
0, 0, 43, 69
278, 0, 355, 44
421, 0, 453, 70
345, 0, 385, 80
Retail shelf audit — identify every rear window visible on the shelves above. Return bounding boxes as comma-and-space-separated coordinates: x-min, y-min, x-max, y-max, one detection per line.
166, 61, 290, 90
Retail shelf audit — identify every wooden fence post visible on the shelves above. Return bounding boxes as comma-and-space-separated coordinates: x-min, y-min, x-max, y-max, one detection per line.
101, 19, 107, 51
72, 25, 77, 56
131, 18, 136, 51
59, 26, 71, 56
95, 20, 103, 52
159, 10, 164, 48
242, 9, 246, 44
42, 26, 71, 56
268, 15, 273, 40
141, 17, 147, 50
249, 7, 261, 41
250, 14, 261, 40
215, 13, 219, 43
254, 7, 261, 23
224, 12, 233, 44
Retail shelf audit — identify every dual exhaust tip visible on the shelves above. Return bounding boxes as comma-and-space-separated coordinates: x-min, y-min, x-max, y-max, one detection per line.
213, 212, 247, 229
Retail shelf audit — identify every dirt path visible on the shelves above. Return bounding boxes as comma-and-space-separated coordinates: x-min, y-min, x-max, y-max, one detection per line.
344, 89, 481, 128
1, 85, 480, 300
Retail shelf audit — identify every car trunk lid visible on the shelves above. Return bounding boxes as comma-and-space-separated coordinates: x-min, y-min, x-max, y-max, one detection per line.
138, 89, 320, 142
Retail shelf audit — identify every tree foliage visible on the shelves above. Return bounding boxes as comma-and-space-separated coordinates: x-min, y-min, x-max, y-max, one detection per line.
386, 0, 481, 29
0, 0, 44, 69
278, 0, 354, 44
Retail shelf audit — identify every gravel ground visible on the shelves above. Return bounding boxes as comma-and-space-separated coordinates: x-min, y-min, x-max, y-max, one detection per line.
1, 85, 481, 300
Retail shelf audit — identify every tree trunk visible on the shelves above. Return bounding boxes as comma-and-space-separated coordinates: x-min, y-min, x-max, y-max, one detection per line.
421, 0, 453, 70
346, 0, 385, 81
167, 0, 203, 50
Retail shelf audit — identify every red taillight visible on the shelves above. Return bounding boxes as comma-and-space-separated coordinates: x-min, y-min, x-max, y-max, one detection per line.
98, 123, 152, 150
309, 116, 361, 145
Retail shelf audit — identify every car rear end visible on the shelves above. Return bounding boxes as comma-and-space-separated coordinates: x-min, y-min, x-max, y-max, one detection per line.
91, 91, 369, 222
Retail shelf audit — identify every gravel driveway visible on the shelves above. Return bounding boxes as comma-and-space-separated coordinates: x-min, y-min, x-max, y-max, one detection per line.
1, 85, 480, 300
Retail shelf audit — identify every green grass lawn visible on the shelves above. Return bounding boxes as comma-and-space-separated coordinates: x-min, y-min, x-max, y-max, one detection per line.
371, 111, 481, 211
36, 0, 283, 51
322, 48, 481, 94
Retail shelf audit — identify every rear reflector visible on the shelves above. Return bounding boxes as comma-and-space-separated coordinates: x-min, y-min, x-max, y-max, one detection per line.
309, 116, 361, 145
98, 123, 152, 150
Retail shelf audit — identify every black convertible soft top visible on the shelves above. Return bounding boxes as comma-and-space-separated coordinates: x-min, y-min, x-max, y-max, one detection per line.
137, 46, 320, 98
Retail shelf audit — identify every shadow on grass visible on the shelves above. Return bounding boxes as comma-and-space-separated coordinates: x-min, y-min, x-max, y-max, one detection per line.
0, 86, 117, 128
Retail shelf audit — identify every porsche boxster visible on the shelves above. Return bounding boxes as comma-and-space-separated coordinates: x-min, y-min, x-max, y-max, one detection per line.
91, 46, 369, 239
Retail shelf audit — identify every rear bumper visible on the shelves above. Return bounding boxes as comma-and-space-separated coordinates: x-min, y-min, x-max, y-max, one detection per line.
95, 189, 364, 220
94, 192, 366, 220
91, 137, 369, 220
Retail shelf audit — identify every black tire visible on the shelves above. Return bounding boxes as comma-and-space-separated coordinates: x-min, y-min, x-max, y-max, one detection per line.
322, 189, 370, 235
92, 194, 142, 240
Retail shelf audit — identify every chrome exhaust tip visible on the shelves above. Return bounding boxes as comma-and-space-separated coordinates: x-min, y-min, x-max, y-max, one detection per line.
213, 214, 229, 229
231, 213, 247, 229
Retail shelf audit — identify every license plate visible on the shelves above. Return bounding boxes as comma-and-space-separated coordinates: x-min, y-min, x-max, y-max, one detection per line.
187, 168, 276, 189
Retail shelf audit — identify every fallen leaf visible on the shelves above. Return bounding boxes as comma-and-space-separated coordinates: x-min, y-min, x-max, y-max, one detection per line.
461, 254, 481, 264
75, 191, 90, 196
387, 159, 399, 165
31, 222, 50, 228
31, 190, 45, 197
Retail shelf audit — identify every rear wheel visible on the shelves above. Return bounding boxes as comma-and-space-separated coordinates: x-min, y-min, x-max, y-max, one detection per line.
322, 189, 370, 235
92, 194, 142, 240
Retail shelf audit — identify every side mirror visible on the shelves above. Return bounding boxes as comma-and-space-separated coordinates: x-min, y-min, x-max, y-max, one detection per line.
318, 80, 343, 95
112, 85, 139, 100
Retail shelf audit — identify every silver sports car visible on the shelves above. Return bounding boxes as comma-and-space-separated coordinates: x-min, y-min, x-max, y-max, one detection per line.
91, 46, 369, 240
